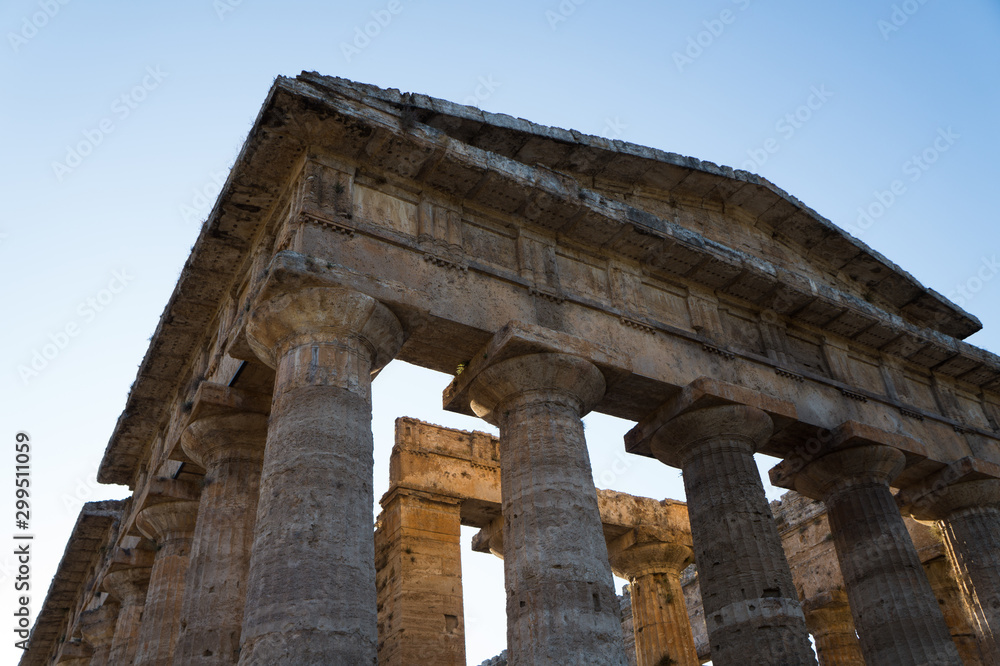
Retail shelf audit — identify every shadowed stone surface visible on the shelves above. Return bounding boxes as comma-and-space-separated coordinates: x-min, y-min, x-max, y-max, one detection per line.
173, 412, 268, 665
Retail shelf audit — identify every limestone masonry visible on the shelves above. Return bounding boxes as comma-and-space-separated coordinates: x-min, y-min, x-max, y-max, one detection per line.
22, 73, 1000, 665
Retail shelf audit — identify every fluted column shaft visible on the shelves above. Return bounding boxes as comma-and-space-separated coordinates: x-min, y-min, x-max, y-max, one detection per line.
651, 405, 815, 665
909, 478, 1000, 663
943, 505, 1000, 663
79, 601, 119, 666
134, 500, 199, 665
798, 445, 960, 665
173, 412, 267, 666
922, 555, 985, 663
609, 542, 699, 666
240, 286, 404, 666
104, 567, 151, 665
469, 353, 627, 666
803, 602, 864, 666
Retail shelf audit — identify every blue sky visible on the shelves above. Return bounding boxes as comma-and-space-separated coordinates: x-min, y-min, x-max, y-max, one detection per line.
2, 1, 999, 663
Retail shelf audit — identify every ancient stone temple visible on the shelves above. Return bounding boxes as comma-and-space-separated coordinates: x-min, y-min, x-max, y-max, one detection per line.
21, 73, 1000, 665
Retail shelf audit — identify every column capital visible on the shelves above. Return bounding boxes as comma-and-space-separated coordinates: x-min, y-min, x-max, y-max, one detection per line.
897, 457, 1000, 522
247, 285, 404, 371
606, 530, 694, 580
102, 567, 151, 605
625, 377, 796, 462
649, 404, 773, 468
135, 500, 199, 544
793, 444, 906, 501
467, 352, 605, 426
182, 411, 268, 469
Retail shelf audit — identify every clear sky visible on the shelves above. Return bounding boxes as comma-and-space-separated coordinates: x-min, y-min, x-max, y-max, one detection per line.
2, 1, 998, 664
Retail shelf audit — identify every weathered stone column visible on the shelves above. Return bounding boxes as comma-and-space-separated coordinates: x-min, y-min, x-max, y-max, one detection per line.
801, 594, 864, 666
173, 410, 268, 666
134, 498, 200, 665
103, 566, 152, 666
79, 601, 119, 666
607, 534, 699, 666
375, 489, 465, 666
791, 442, 961, 664
901, 462, 1000, 664
467, 352, 628, 665
644, 403, 816, 665
239, 286, 404, 665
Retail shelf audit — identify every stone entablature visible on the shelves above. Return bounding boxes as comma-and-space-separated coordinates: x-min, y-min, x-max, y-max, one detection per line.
98, 74, 1000, 495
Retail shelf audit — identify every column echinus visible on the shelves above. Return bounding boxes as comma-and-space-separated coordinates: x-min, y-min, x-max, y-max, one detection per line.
898, 457, 1000, 663
239, 282, 405, 665
771, 422, 963, 665
606, 522, 700, 666
133, 482, 200, 666
444, 327, 628, 665
625, 378, 817, 666
173, 384, 269, 666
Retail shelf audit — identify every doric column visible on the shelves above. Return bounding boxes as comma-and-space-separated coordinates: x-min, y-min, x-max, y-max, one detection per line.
134, 497, 200, 665
467, 352, 628, 665
801, 594, 864, 666
922, 555, 986, 663
375, 489, 465, 666
103, 566, 152, 665
791, 442, 961, 664
645, 404, 816, 665
607, 533, 699, 666
78, 601, 119, 666
173, 410, 268, 665
240, 285, 404, 665
901, 462, 1000, 664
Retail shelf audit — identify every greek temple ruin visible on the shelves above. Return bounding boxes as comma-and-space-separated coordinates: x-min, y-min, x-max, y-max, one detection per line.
22, 73, 1000, 665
